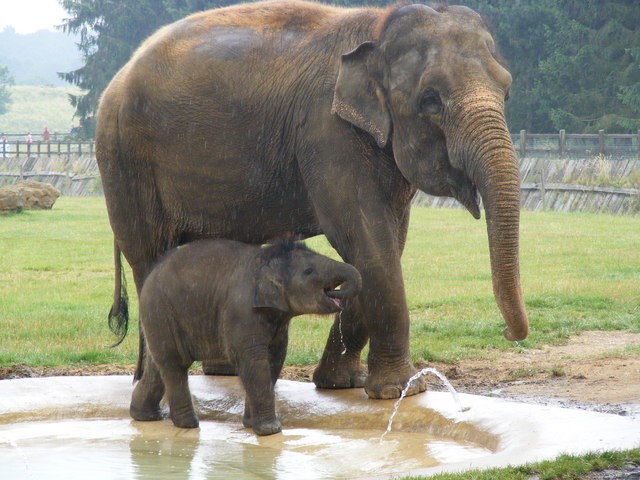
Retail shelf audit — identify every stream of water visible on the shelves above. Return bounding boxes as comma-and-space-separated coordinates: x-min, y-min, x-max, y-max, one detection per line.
382, 367, 470, 439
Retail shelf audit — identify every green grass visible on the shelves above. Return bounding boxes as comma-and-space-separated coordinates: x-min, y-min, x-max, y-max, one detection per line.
1, 197, 639, 367
1, 198, 639, 479
0, 85, 81, 135
403, 448, 640, 480
0, 197, 137, 366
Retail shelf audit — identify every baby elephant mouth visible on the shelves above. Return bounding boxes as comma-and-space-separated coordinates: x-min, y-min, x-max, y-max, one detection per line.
324, 282, 349, 310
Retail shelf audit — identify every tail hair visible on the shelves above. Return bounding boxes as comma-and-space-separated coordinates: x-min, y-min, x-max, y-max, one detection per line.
108, 242, 129, 348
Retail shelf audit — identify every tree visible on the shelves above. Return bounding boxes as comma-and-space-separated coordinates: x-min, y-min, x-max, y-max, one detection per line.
59, 0, 239, 138
535, 1, 640, 133
58, 1, 180, 137
0, 64, 14, 116
60, 0, 640, 135
461, 0, 564, 132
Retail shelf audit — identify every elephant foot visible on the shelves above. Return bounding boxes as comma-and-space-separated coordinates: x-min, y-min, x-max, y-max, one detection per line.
244, 416, 282, 436
202, 359, 237, 376
130, 404, 163, 422
170, 411, 199, 429
313, 354, 367, 389
364, 364, 427, 400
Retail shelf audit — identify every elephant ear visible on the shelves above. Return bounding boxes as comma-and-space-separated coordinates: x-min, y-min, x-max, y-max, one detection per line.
253, 258, 289, 312
332, 41, 391, 148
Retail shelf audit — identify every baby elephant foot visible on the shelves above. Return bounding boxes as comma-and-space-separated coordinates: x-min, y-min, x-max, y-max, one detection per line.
171, 411, 200, 429
130, 404, 163, 422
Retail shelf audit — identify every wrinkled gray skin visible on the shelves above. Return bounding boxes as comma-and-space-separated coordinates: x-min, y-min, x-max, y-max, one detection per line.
97, 0, 528, 400
131, 240, 361, 435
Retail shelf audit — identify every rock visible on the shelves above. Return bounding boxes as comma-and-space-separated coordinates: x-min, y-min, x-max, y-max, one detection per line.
0, 180, 61, 214
0, 186, 25, 213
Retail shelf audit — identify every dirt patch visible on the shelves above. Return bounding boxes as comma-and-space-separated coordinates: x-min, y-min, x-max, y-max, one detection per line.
424, 330, 640, 417
2, 331, 639, 418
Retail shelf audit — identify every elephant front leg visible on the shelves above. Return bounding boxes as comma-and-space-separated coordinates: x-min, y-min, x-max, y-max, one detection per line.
237, 353, 281, 436
313, 305, 369, 389
315, 261, 426, 400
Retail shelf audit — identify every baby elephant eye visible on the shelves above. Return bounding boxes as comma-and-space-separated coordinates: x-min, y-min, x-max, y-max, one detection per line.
303, 267, 314, 275
419, 88, 442, 115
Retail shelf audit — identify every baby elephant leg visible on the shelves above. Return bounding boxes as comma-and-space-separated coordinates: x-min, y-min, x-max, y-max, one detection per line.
130, 354, 165, 421
162, 364, 199, 429
238, 356, 281, 436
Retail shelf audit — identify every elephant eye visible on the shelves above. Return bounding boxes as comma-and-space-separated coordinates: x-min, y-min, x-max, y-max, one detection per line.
303, 267, 314, 275
419, 88, 442, 114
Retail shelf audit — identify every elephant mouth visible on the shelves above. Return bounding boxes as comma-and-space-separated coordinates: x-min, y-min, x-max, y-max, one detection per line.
454, 176, 481, 220
324, 283, 348, 310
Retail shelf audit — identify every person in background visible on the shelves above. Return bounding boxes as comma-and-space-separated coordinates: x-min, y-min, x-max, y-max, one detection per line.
1, 136, 10, 158
42, 127, 50, 142
25, 132, 33, 143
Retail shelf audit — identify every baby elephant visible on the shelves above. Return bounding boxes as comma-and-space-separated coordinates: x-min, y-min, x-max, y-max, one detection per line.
130, 239, 361, 435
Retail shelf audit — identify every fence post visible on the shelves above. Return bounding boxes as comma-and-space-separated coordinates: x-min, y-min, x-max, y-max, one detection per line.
598, 130, 605, 155
539, 158, 546, 211
519, 129, 527, 158
17, 141, 23, 180
559, 129, 566, 158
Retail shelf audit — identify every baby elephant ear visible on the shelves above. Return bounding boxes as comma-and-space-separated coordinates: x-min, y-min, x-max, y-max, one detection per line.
253, 263, 289, 312
332, 41, 391, 148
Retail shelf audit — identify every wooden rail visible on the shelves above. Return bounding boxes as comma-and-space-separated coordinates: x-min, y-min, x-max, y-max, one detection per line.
1, 140, 94, 158
1, 133, 639, 213
513, 130, 640, 159
1, 130, 639, 160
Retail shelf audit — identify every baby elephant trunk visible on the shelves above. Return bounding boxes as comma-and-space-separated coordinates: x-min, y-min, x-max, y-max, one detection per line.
324, 263, 362, 302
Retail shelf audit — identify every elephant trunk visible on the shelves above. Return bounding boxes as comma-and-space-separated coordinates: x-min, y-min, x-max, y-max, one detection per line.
326, 263, 363, 300
447, 89, 529, 341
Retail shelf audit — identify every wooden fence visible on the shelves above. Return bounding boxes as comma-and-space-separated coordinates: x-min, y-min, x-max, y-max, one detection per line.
513, 129, 640, 159
2, 132, 640, 213
0, 140, 100, 196
1, 140, 94, 159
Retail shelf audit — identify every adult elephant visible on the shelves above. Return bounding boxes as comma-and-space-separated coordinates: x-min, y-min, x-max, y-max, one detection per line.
96, 0, 528, 400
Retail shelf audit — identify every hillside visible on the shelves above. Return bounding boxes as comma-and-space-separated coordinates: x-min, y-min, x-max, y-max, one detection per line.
0, 85, 81, 135
0, 27, 82, 86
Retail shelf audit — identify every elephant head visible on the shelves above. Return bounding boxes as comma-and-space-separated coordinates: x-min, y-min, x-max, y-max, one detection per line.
254, 243, 363, 316
332, 4, 528, 341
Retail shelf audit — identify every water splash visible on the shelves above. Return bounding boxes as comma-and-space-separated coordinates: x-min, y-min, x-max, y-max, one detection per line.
1, 437, 33, 479
382, 367, 469, 439
337, 311, 346, 355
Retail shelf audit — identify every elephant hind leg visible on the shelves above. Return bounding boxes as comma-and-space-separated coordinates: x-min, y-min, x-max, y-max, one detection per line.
162, 365, 199, 429
130, 355, 165, 421
99, 130, 184, 374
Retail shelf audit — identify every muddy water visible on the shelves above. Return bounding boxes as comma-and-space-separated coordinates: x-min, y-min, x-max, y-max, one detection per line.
1, 376, 639, 479
1, 419, 491, 479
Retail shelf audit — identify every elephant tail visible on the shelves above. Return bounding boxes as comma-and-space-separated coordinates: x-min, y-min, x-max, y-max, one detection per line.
108, 239, 129, 348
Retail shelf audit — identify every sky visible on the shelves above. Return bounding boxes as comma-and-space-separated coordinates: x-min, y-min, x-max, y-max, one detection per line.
0, 0, 67, 34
